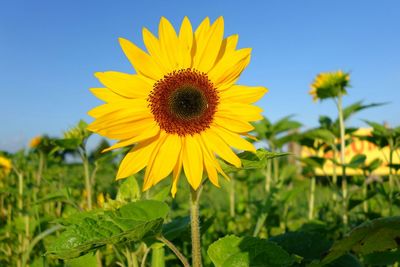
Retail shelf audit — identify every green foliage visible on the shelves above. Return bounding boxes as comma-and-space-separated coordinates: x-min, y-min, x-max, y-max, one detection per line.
318, 216, 400, 265
207, 235, 295, 267
47, 200, 169, 259
220, 148, 290, 173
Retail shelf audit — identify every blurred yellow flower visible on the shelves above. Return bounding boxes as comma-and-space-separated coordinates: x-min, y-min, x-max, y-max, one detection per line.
97, 193, 105, 208
310, 70, 350, 101
30, 136, 42, 148
0, 156, 12, 178
88, 17, 267, 196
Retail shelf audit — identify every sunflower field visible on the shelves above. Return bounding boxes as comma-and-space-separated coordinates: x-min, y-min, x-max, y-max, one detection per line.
1, 17, 400, 267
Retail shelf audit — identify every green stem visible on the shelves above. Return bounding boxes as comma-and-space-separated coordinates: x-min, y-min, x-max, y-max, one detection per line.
81, 149, 92, 210
337, 93, 348, 226
273, 157, 279, 182
229, 175, 235, 217
22, 225, 62, 266
308, 176, 316, 220
389, 143, 394, 216
156, 236, 190, 267
265, 159, 272, 193
332, 147, 338, 202
190, 187, 202, 267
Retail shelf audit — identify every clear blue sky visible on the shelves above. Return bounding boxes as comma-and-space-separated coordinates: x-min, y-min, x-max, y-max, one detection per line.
1, 0, 399, 152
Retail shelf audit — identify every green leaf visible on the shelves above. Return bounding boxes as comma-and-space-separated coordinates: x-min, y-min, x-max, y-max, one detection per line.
341, 101, 384, 121
162, 216, 190, 241
207, 235, 295, 267
270, 231, 330, 263
364, 120, 388, 135
220, 149, 290, 173
319, 216, 400, 265
346, 154, 367, 169
53, 138, 81, 150
47, 200, 169, 259
116, 176, 141, 202
65, 253, 97, 267
363, 250, 400, 266
272, 115, 302, 135
302, 129, 335, 144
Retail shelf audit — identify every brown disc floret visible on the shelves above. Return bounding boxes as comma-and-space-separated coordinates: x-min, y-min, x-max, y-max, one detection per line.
148, 69, 219, 136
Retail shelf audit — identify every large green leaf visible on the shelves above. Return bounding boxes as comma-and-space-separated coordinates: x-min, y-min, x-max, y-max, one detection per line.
318, 216, 400, 265
220, 149, 290, 173
47, 200, 169, 259
270, 231, 330, 263
341, 101, 384, 122
207, 235, 295, 267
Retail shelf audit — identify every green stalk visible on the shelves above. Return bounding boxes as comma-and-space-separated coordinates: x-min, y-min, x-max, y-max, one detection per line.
388, 142, 394, 215
190, 187, 202, 267
80, 147, 92, 210
157, 236, 190, 267
229, 175, 235, 217
265, 159, 272, 193
337, 93, 348, 226
332, 148, 338, 202
308, 176, 316, 220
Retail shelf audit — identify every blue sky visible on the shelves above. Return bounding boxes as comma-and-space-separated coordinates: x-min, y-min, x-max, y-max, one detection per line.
1, 0, 399, 152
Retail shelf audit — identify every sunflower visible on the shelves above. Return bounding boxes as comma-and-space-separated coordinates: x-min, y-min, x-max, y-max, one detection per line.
30, 136, 42, 148
0, 156, 12, 178
310, 70, 350, 101
88, 17, 267, 196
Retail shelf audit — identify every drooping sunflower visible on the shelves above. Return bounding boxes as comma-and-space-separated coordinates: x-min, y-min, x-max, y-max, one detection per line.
309, 70, 350, 101
88, 17, 267, 196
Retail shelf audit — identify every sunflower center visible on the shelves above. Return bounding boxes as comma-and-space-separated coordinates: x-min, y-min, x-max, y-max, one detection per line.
169, 87, 207, 119
148, 69, 219, 136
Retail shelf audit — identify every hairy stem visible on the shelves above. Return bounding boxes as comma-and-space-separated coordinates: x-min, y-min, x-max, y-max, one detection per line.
190, 187, 203, 267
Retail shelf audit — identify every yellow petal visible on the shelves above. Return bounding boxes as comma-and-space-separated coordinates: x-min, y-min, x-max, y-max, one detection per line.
119, 38, 164, 81
88, 113, 154, 140
142, 27, 172, 73
219, 85, 268, 104
87, 98, 149, 119
201, 130, 241, 168
102, 122, 160, 152
159, 17, 181, 69
215, 34, 239, 65
211, 127, 255, 152
198, 138, 219, 187
171, 148, 183, 197
192, 17, 210, 62
213, 116, 255, 133
193, 17, 224, 73
217, 102, 263, 122
198, 133, 231, 181
142, 132, 169, 190
116, 135, 160, 179
148, 134, 181, 187
95, 71, 153, 98
179, 16, 193, 68
208, 48, 251, 90
182, 135, 204, 190
90, 88, 126, 103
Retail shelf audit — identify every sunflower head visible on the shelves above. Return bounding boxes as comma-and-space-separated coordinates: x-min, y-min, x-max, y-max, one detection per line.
310, 70, 350, 101
30, 136, 42, 149
0, 156, 12, 179
88, 17, 267, 196
64, 120, 91, 142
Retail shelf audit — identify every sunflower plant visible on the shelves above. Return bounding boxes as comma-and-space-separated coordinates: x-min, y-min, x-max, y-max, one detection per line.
45, 16, 286, 267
